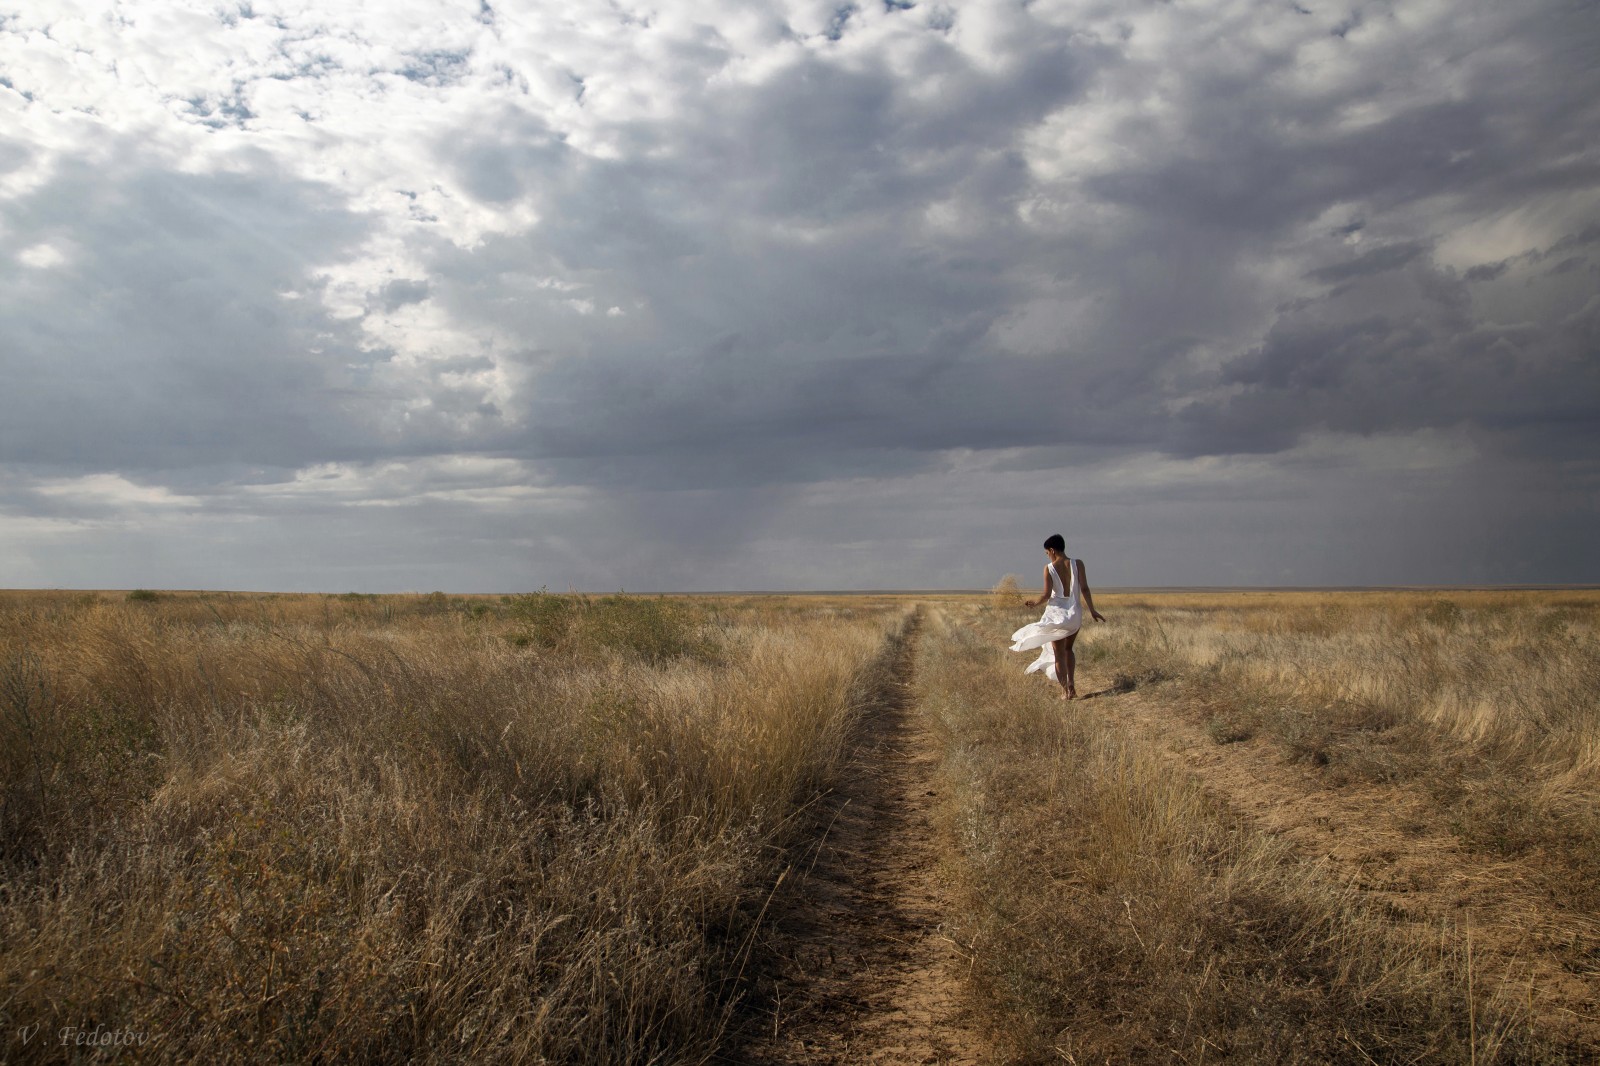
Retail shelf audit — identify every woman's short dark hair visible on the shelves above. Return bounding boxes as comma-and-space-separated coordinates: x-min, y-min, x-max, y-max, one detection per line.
1043, 534, 1066, 553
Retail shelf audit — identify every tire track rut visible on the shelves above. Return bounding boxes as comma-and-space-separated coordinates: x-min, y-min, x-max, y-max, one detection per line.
736, 612, 985, 1065
1102, 682, 1600, 1053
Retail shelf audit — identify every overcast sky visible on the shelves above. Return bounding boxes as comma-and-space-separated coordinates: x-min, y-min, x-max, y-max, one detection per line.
1, 0, 1596, 591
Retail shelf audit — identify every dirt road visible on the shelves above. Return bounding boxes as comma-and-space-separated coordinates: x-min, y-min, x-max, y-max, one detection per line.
737, 616, 986, 1065
735, 614, 1599, 1061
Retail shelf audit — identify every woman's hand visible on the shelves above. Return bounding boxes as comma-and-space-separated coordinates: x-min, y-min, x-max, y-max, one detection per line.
1023, 598, 1038, 608
1091, 610, 1106, 623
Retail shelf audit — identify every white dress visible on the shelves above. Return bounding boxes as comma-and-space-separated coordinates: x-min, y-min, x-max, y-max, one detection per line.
1010, 559, 1082, 682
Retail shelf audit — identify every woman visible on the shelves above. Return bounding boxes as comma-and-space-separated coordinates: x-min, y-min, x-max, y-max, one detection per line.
1010, 534, 1106, 700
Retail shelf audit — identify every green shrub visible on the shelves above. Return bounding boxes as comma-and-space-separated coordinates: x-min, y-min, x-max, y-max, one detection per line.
506, 591, 717, 664
1423, 598, 1463, 630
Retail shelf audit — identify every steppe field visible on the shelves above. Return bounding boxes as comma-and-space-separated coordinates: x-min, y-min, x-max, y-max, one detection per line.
1, 587, 1596, 1064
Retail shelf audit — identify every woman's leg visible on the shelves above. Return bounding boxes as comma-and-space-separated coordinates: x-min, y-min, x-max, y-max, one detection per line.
1051, 637, 1073, 700
1062, 632, 1079, 698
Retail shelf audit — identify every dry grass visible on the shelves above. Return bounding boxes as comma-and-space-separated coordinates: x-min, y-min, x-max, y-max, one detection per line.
1081, 589, 1600, 767
919, 598, 1583, 1064
990, 576, 1025, 613
0, 590, 908, 1064
5, 587, 1591, 1062
1061, 590, 1600, 907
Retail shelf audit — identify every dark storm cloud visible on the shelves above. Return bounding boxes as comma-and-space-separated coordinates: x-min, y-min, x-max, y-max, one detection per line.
399, 0, 1600, 496
0, 151, 393, 470
413, 13, 1112, 487
376, 278, 431, 312
1306, 242, 1429, 284
14, 0, 1597, 489
1178, 245, 1600, 460
3, 0, 1599, 589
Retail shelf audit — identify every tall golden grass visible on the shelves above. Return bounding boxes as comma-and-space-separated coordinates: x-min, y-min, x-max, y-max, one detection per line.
1080, 590, 1600, 773
919, 600, 1573, 1062
921, 588, 1600, 1061
5, 587, 1592, 1062
1067, 590, 1600, 905
0, 590, 907, 1063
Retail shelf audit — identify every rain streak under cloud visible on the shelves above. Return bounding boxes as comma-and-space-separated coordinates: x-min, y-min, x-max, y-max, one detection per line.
1, 0, 1597, 591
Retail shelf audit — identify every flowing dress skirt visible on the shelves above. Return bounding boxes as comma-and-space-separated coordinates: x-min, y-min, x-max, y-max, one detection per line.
1010, 602, 1081, 682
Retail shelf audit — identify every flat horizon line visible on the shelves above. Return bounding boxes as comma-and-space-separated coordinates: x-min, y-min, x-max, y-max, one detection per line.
5, 584, 1599, 596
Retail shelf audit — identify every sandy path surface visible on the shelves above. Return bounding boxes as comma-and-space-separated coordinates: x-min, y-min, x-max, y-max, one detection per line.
1099, 681, 1600, 1052
737, 616, 987, 1065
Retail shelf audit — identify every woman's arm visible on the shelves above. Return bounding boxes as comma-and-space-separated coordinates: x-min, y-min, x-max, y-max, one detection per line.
1023, 565, 1052, 608
1077, 559, 1106, 622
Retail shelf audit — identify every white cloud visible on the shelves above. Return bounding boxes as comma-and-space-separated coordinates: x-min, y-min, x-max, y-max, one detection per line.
35, 473, 200, 508
16, 242, 66, 268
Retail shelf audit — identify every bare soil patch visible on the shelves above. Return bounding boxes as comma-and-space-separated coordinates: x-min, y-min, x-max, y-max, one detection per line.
1103, 682, 1600, 1053
734, 615, 988, 1065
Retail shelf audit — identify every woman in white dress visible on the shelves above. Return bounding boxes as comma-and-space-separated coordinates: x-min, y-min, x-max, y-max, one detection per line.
1010, 533, 1106, 700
